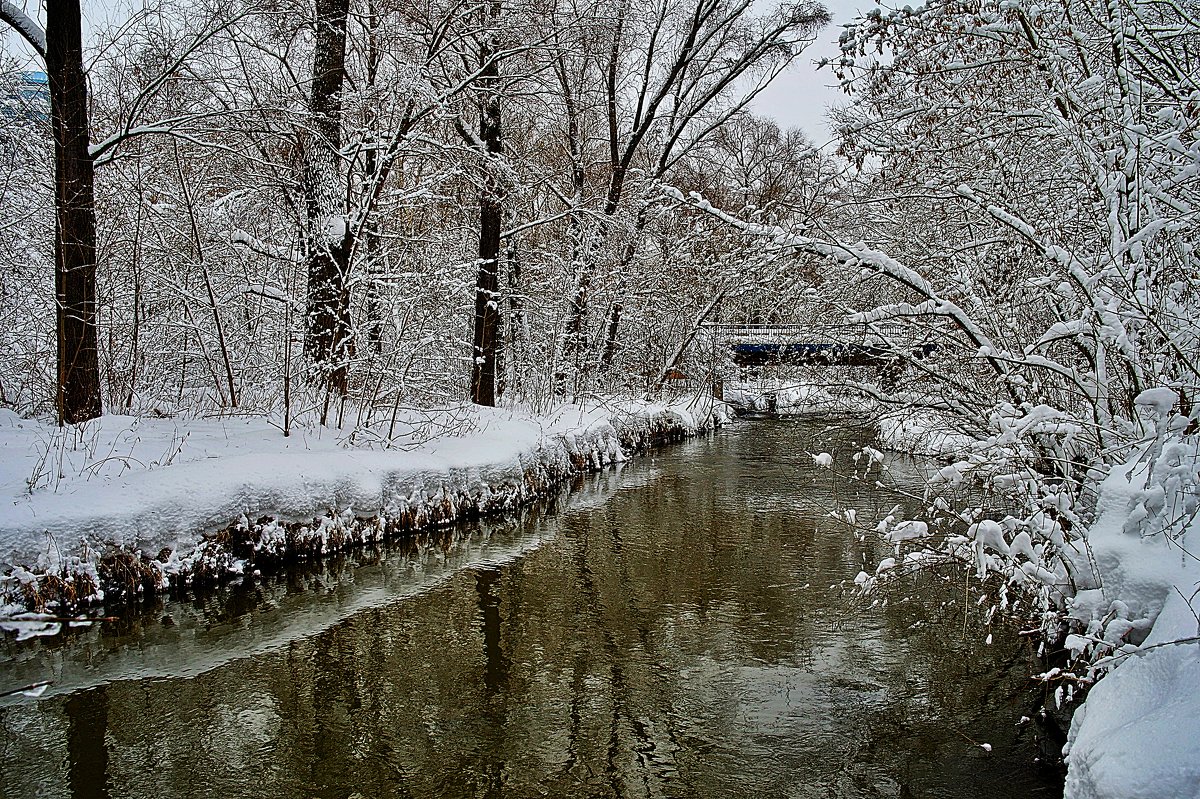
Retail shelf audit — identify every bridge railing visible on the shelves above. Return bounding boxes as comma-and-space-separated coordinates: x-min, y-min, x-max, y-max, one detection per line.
698, 322, 911, 343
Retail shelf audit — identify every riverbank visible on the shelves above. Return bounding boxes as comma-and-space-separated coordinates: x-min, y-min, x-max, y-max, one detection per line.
721, 379, 973, 458
856, 403, 1199, 799
0, 414, 1061, 798
0, 396, 726, 623
1059, 440, 1200, 799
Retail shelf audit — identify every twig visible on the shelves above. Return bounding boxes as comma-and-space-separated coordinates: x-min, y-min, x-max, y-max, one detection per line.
0, 680, 52, 699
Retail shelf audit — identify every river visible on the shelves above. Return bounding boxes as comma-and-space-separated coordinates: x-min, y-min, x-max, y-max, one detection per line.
0, 417, 1064, 798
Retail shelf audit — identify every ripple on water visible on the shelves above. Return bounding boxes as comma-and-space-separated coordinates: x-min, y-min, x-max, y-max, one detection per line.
0, 419, 1062, 798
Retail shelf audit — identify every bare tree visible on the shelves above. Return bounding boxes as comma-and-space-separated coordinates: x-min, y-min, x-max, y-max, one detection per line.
469, 0, 504, 406
554, 0, 830, 394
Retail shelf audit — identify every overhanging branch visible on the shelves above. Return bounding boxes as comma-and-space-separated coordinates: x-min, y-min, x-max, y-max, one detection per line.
0, 1, 46, 59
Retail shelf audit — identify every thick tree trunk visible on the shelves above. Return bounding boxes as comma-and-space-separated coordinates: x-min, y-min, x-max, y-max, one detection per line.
470, 1, 503, 407
47, 0, 102, 424
304, 0, 353, 400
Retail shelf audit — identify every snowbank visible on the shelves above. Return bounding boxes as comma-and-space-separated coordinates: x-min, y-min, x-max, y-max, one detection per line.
1062, 443, 1200, 799
1063, 594, 1200, 799
0, 397, 725, 613
847, 402, 1199, 798
876, 410, 973, 458
722, 379, 869, 416
0, 514, 560, 703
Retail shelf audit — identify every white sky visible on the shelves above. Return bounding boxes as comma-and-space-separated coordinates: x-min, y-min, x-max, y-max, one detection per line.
2, 0, 869, 146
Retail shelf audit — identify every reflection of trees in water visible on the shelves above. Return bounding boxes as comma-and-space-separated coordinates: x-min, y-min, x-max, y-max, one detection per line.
65, 686, 110, 799
0, 421, 1058, 798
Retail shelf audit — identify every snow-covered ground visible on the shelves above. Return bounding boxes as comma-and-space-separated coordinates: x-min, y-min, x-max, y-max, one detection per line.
722, 379, 870, 416
1061, 443, 1200, 799
0, 396, 726, 618
875, 410, 974, 458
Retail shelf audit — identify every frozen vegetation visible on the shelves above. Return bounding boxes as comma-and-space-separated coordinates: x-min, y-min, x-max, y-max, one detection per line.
848, 400, 1200, 799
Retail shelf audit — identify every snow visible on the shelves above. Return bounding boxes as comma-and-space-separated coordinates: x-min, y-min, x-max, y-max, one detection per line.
0, 398, 724, 607
1061, 440, 1200, 799
1133, 387, 1179, 416
722, 379, 868, 416
0, 614, 61, 641
1066, 450, 1195, 632
969, 519, 1011, 558
885, 519, 927, 547
1064, 625, 1200, 799
0, 1, 47, 57
876, 410, 973, 457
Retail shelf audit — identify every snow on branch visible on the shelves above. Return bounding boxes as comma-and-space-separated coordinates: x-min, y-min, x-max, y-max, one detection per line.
232, 283, 297, 307
230, 230, 298, 262
662, 185, 1017, 385
0, 1, 46, 59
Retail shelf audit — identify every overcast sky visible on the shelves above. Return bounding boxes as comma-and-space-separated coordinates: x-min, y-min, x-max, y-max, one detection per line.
2, 0, 869, 146
749, 0, 868, 147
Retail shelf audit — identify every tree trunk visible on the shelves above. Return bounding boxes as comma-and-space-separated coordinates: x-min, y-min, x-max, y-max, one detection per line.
470, 0, 503, 407
304, 0, 353, 400
47, 0, 101, 424
600, 299, 623, 368
361, 2, 385, 358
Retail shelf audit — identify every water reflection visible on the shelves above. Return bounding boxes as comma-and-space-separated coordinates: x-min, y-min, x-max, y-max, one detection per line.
0, 419, 1063, 798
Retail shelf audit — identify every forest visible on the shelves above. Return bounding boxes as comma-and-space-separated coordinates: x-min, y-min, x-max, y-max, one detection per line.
3, 0, 838, 425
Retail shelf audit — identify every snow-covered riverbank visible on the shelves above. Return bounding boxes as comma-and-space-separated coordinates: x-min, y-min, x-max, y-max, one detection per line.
720, 380, 974, 459
0, 397, 726, 619
1060, 443, 1200, 799
866, 407, 1200, 799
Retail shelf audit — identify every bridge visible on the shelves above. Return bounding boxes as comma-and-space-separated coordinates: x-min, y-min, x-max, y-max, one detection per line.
699, 323, 936, 367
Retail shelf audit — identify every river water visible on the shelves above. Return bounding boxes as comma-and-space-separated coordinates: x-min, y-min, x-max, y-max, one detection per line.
0, 418, 1064, 798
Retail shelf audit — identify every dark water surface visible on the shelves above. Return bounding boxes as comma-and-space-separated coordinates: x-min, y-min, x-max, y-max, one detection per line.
0, 418, 1064, 798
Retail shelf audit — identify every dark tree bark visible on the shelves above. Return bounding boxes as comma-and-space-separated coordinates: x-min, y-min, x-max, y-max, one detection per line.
362, 3, 385, 357
304, 0, 354, 402
470, 0, 504, 407
47, 0, 102, 424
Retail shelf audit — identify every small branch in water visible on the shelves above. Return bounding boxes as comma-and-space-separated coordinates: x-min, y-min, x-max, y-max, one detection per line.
6, 615, 119, 623
0, 680, 53, 699
951, 726, 992, 752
